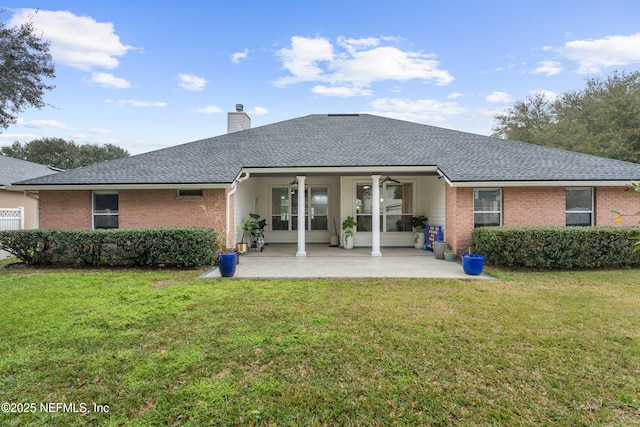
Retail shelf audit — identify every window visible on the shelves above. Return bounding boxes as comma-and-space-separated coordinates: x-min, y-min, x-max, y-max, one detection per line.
356, 182, 413, 232
474, 189, 501, 227
566, 188, 593, 226
271, 186, 328, 231
93, 192, 118, 229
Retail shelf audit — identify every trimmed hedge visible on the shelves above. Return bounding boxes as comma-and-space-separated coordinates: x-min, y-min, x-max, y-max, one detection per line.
0, 227, 217, 268
471, 226, 640, 269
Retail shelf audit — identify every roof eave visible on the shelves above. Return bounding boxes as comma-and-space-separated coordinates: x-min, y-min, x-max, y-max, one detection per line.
445, 179, 636, 187
7, 182, 233, 191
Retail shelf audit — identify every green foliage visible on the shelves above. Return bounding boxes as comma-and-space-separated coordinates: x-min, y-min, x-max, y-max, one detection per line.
493, 70, 640, 163
410, 215, 428, 231
1, 137, 129, 169
342, 215, 357, 238
0, 11, 55, 130
239, 213, 267, 243
472, 226, 640, 269
0, 227, 216, 267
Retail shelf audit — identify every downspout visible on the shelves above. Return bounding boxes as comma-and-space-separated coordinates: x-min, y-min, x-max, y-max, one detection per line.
225, 171, 250, 247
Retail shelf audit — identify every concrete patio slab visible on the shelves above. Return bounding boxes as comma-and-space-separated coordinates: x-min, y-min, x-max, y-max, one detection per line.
200, 244, 491, 279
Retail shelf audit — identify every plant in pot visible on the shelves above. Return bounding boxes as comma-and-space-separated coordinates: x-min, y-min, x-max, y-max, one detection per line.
236, 219, 253, 254
248, 213, 267, 251
236, 213, 267, 253
410, 215, 428, 249
444, 248, 456, 262
342, 216, 357, 249
214, 228, 237, 277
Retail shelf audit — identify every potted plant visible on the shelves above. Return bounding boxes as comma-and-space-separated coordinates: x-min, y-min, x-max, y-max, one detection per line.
236, 213, 267, 253
236, 219, 253, 253
410, 215, 428, 249
214, 228, 237, 277
342, 216, 357, 249
444, 248, 456, 262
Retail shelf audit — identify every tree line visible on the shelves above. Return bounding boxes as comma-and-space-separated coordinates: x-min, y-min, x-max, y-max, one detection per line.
493, 70, 640, 164
1, 138, 129, 169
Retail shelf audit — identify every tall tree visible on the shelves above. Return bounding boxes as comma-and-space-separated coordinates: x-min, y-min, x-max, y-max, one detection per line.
493, 71, 640, 164
0, 11, 55, 131
1, 138, 129, 169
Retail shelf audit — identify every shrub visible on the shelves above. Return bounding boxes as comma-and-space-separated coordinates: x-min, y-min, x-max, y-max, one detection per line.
471, 226, 640, 269
0, 227, 216, 268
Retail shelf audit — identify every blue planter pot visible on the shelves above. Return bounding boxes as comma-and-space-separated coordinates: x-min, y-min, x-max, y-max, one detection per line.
461, 254, 485, 275
218, 252, 237, 277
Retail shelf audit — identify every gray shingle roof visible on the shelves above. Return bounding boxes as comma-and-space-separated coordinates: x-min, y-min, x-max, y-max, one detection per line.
0, 155, 59, 186
13, 114, 640, 186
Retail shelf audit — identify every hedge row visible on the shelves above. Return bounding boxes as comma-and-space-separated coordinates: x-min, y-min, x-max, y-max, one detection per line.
0, 227, 217, 268
471, 226, 640, 269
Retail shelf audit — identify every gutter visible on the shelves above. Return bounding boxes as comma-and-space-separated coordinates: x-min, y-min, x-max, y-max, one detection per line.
225, 171, 250, 247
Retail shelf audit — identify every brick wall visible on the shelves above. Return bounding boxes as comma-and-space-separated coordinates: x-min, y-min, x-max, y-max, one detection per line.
595, 186, 640, 226
40, 190, 92, 229
503, 187, 565, 226
39, 189, 228, 232
444, 184, 640, 254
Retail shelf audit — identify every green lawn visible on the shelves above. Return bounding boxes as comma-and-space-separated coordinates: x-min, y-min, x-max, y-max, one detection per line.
0, 264, 638, 426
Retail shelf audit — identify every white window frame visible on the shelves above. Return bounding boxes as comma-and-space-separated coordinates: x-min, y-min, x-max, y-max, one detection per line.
355, 180, 416, 232
565, 187, 594, 226
92, 191, 119, 229
270, 185, 329, 231
473, 188, 502, 228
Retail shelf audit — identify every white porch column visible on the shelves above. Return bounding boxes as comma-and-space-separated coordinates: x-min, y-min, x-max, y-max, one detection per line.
296, 175, 307, 257
371, 175, 382, 256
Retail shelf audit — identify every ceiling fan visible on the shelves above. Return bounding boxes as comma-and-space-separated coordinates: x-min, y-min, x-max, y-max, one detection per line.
381, 176, 401, 184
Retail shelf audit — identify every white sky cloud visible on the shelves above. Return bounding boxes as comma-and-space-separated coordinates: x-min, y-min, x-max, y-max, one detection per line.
448, 92, 464, 99
89, 72, 132, 89
178, 74, 208, 91
531, 60, 563, 76
559, 33, 640, 73
250, 107, 269, 115
197, 105, 224, 114
530, 89, 558, 101
275, 36, 453, 95
106, 100, 167, 107
231, 49, 249, 63
15, 118, 72, 130
311, 85, 372, 97
9, 9, 133, 71
486, 91, 513, 103
367, 97, 467, 123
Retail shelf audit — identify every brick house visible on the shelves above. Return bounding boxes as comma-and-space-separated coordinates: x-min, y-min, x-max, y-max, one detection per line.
10, 106, 640, 256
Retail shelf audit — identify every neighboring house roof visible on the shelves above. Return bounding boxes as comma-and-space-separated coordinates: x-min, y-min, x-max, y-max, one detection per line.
0, 155, 60, 188
12, 114, 640, 188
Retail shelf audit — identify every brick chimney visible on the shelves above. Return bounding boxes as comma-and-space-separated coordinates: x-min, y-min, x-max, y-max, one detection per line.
227, 104, 251, 133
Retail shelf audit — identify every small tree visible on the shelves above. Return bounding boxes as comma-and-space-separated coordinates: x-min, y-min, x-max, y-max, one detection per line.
0, 11, 55, 131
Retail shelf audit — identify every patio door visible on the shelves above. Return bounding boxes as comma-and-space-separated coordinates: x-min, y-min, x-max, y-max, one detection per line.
271, 186, 328, 231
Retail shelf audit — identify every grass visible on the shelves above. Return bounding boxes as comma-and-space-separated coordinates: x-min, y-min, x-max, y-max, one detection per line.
0, 263, 639, 426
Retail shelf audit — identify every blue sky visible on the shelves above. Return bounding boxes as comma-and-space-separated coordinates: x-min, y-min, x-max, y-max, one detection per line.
2, 0, 640, 154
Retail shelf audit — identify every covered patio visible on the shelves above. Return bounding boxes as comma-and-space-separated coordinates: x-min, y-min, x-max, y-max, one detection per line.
200, 244, 491, 279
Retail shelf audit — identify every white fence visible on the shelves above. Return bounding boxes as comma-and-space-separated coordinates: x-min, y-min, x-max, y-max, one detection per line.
0, 206, 24, 259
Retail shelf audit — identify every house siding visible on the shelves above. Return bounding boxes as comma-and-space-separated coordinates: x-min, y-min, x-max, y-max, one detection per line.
39, 189, 227, 231
1, 189, 40, 229
445, 185, 640, 254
